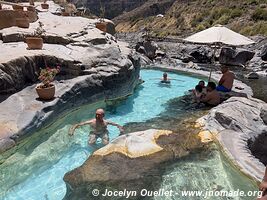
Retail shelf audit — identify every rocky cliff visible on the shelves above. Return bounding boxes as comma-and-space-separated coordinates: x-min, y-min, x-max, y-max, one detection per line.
70, 0, 147, 19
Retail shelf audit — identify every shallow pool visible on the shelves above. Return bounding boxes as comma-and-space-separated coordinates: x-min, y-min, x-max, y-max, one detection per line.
0, 69, 257, 200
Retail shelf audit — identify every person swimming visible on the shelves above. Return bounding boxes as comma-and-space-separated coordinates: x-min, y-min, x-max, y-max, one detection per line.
69, 108, 124, 145
161, 72, 171, 83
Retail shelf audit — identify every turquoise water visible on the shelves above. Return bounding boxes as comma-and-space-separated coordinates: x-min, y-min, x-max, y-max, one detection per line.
0, 69, 201, 200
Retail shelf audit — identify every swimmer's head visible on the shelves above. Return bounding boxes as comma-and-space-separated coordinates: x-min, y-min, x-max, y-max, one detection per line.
207, 82, 216, 92
95, 108, 105, 120
163, 72, 168, 80
198, 80, 205, 88
221, 65, 229, 73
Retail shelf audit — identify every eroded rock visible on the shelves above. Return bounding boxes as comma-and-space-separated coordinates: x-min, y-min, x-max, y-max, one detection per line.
198, 97, 267, 181
63, 129, 201, 195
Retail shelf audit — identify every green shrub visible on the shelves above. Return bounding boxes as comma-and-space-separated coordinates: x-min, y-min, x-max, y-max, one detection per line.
252, 8, 267, 21
196, 24, 205, 31
214, 15, 230, 25
230, 8, 243, 18
240, 22, 267, 36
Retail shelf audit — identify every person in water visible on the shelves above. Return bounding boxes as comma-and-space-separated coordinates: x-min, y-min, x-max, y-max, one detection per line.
200, 82, 220, 106
69, 108, 124, 145
161, 72, 171, 83
216, 65, 235, 92
259, 166, 267, 200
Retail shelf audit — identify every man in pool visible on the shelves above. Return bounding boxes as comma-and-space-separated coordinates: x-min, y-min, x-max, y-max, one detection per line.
217, 65, 235, 92
68, 108, 124, 145
161, 72, 171, 83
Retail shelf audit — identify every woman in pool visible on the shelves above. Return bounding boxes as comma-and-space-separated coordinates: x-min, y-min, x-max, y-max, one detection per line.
69, 108, 124, 145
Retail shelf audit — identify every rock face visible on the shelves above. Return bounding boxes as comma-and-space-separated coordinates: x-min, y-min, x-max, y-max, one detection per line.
63, 129, 201, 197
260, 44, 267, 61
197, 97, 267, 181
219, 47, 255, 66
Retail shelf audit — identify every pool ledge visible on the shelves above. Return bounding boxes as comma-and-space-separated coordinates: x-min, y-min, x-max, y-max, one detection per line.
0, 56, 140, 155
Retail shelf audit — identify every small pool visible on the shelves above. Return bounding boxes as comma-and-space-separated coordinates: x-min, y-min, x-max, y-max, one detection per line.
0, 69, 257, 200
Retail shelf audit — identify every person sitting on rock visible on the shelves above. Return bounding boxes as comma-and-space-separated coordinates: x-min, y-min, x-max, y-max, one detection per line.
216, 65, 235, 92
69, 108, 124, 145
201, 82, 220, 106
161, 72, 171, 83
258, 166, 267, 200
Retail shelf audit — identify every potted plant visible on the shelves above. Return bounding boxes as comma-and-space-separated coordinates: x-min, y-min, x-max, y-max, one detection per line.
36, 66, 60, 100
25, 21, 45, 49
41, 0, 49, 9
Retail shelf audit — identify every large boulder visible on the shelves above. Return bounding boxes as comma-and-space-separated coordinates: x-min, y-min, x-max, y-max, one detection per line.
197, 97, 267, 181
188, 46, 213, 63
135, 40, 158, 59
219, 47, 255, 66
63, 129, 201, 197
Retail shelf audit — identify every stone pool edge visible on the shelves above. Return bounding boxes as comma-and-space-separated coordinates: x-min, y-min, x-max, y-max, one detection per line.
143, 64, 265, 183
0, 54, 141, 156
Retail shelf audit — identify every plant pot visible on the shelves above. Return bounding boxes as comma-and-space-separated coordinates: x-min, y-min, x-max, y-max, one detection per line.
16, 18, 30, 28
41, 3, 49, 9
95, 22, 107, 32
27, 6, 35, 12
25, 37, 43, 49
61, 12, 70, 16
36, 84, 55, 100
12, 5, 24, 11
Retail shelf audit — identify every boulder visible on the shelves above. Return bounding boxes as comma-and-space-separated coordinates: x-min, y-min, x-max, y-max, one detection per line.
135, 40, 158, 59
219, 47, 255, 66
64, 129, 201, 193
198, 97, 267, 181
188, 46, 213, 63
246, 72, 260, 79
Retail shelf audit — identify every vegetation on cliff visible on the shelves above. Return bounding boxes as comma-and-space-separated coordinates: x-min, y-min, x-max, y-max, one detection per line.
111, 0, 267, 37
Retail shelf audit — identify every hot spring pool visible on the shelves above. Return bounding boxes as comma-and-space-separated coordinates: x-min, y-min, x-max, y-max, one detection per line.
0, 69, 258, 200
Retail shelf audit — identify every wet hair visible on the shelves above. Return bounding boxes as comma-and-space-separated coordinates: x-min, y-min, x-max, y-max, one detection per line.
207, 82, 217, 90
163, 72, 167, 77
198, 80, 205, 86
195, 85, 203, 93
221, 65, 229, 69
